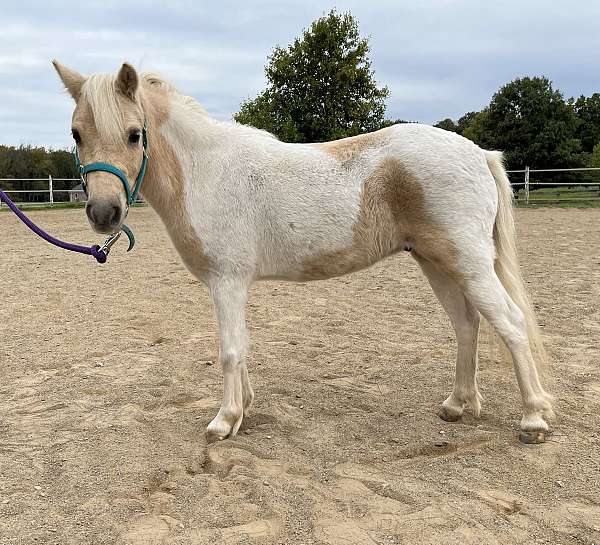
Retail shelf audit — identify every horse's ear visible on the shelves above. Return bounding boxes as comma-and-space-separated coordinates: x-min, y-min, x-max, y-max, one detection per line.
52, 60, 85, 101
116, 63, 139, 100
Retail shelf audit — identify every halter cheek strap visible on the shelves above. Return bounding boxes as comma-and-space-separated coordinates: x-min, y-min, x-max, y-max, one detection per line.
74, 121, 149, 252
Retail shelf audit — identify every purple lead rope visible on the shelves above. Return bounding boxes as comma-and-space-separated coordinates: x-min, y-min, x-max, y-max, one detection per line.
0, 189, 107, 263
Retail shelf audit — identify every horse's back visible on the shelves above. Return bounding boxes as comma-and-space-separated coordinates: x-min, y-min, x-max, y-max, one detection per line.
192, 123, 499, 281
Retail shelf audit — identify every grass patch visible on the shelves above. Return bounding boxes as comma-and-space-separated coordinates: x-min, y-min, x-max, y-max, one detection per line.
514, 186, 600, 208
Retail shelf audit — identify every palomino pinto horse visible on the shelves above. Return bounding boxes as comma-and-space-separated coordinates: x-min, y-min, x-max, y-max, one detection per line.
53, 61, 554, 444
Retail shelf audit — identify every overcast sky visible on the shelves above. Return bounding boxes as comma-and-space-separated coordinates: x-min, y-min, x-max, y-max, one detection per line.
2, 0, 599, 148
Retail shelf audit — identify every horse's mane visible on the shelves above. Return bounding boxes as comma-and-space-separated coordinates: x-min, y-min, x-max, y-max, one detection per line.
139, 72, 208, 117
79, 71, 208, 145
138, 73, 278, 141
81, 69, 277, 144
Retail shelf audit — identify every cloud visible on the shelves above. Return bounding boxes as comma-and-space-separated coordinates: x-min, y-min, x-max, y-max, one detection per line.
1, 0, 599, 147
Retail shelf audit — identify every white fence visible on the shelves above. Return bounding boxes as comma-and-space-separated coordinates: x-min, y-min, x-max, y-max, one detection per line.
507, 167, 600, 205
2, 168, 600, 207
0, 177, 83, 206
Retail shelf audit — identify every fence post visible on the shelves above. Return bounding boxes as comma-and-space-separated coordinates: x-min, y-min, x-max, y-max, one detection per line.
524, 166, 530, 205
48, 175, 54, 206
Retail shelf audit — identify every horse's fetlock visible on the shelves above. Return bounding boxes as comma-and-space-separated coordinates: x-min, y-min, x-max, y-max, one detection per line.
220, 350, 242, 368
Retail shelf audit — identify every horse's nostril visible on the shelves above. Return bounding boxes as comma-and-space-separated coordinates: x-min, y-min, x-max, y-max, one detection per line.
109, 206, 120, 226
86, 204, 96, 224
86, 202, 121, 229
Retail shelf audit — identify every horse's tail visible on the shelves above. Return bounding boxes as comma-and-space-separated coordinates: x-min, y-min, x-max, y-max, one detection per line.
485, 150, 547, 370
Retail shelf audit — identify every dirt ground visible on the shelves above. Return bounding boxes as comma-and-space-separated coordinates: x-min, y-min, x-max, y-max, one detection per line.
0, 207, 598, 545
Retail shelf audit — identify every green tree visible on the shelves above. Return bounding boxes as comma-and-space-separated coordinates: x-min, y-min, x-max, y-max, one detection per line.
234, 10, 389, 142
573, 93, 600, 153
433, 112, 478, 136
456, 111, 479, 135
379, 118, 414, 128
434, 118, 458, 132
463, 76, 581, 170
590, 142, 600, 168
49, 149, 78, 178
0, 145, 79, 202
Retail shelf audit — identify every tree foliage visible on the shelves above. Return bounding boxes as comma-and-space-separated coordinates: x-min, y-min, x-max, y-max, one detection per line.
572, 93, 600, 153
459, 77, 582, 170
234, 10, 389, 142
455, 112, 479, 136
434, 118, 458, 132
0, 145, 78, 203
0, 145, 77, 179
590, 142, 600, 168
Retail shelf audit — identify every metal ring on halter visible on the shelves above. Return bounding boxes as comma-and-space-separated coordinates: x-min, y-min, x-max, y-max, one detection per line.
79, 170, 88, 197
98, 231, 123, 256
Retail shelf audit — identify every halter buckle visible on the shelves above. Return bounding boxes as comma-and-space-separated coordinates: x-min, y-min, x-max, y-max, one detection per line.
79, 175, 88, 197
98, 231, 122, 256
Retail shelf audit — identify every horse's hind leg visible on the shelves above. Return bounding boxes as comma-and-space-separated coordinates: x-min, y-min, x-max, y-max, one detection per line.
456, 259, 553, 442
414, 254, 482, 421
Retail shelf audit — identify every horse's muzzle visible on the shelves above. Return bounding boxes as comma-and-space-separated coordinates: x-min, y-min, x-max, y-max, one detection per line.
86, 199, 123, 234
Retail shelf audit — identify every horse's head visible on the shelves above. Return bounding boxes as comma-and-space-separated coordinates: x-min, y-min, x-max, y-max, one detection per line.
53, 61, 147, 234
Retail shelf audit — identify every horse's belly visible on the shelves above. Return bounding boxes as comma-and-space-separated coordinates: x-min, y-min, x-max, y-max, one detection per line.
258, 219, 406, 281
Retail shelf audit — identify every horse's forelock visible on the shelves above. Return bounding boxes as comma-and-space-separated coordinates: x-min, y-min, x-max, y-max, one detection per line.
80, 73, 137, 144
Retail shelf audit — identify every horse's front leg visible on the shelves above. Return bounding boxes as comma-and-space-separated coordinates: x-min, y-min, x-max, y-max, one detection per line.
206, 277, 252, 441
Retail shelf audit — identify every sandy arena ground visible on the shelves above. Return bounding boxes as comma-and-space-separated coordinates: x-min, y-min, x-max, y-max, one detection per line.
0, 207, 599, 545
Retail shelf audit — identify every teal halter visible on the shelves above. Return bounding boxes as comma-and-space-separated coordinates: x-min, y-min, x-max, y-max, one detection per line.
74, 121, 149, 252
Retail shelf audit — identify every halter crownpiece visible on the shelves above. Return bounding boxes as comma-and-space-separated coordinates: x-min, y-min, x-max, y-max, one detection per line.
74, 120, 149, 254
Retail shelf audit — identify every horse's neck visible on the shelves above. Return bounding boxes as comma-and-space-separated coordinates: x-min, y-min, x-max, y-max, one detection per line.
139, 99, 226, 226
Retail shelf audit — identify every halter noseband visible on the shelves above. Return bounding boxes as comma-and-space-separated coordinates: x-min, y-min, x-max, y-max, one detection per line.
74, 121, 149, 253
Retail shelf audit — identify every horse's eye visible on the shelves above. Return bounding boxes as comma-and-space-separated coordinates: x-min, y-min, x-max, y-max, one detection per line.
128, 131, 141, 145
72, 129, 81, 144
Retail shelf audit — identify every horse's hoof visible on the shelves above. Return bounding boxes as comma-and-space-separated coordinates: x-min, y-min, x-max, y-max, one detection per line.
206, 422, 233, 443
519, 430, 546, 444
438, 406, 462, 422
206, 430, 228, 443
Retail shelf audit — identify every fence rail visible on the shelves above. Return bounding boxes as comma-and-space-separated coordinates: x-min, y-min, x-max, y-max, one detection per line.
1, 168, 600, 207
0, 177, 82, 206
0, 177, 142, 206
507, 167, 600, 205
